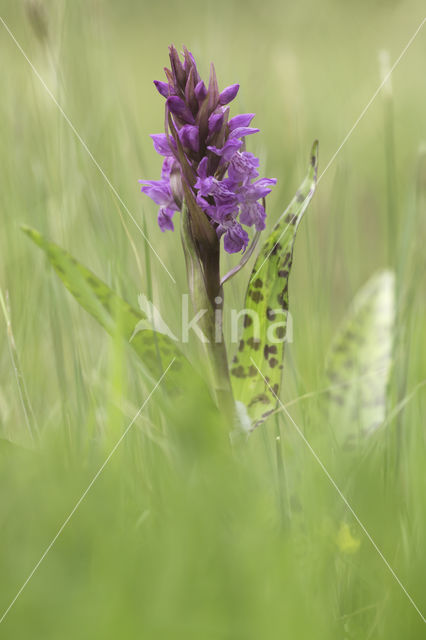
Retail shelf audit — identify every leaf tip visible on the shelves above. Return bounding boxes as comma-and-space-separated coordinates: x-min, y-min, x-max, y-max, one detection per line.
310, 140, 319, 170
20, 224, 42, 246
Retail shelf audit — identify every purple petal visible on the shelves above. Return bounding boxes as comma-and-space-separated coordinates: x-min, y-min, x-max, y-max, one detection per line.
195, 175, 215, 197
249, 178, 277, 199
211, 181, 239, 205
229, 126, 260, 139
161, 157, 177, 180
228, 113, 255, 132
166, 96, 195, 124
208, 138, 242, 162
179, 124, 199, 152
183, 47, 198, 75
228, 151, 260, 182
153, 80, 170, 98
158, 207, 175, 232
196, 193, 211, 212
197, 157, 209, 179
220, 223, 249, 253
208, 111, 224, 135
236, 178, 276, 206
210, 202, 238, 223
139, 180, 171, 207
219, 84, 240, 105
195, 80, 207, 103
150, 134, 175, 157
239, 201, 266, 231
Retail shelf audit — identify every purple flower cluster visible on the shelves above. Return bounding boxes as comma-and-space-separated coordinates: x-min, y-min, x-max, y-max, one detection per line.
139, 46, 276, 254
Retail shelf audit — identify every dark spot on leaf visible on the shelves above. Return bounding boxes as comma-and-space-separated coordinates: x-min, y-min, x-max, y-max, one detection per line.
249, 393, 269, 407
238, 339, 245, 352
243, 314, 253, 328
253, 278, 263, 288
278, 270, 289, 278
247, 337, 261, 350
264, 345, 278, 359
277, 291, 288, 310
282, 252, 292, 268
231, 366, 246, 378
276, 326, 286, 339
250, 290, 264, 303
266, 308, 276, 320
269, 358, 278, 368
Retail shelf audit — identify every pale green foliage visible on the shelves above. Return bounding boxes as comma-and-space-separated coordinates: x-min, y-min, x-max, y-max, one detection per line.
326, 270, 395, 447
22, 226, 193, 392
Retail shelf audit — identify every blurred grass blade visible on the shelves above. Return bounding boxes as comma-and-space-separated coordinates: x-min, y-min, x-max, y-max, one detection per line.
325, 270, 395, 447
0, 288, 39, 442
21, 226, 193, 391
231, 141, 319, 429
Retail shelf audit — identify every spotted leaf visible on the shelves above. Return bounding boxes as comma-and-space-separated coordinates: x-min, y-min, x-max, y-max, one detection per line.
325, 270, 395, 447
22, 226, 193, 391
231, 141, 319, 429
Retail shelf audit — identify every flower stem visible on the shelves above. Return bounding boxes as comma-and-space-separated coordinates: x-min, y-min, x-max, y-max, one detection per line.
180, 205, 234, 419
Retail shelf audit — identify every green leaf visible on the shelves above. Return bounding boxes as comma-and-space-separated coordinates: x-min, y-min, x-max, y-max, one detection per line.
325, 270, 395, 447
21, 226, 193, 390
230, 141, 319, 429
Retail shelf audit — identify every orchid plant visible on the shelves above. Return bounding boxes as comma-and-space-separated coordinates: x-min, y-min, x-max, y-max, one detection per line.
23, 45, 320, 434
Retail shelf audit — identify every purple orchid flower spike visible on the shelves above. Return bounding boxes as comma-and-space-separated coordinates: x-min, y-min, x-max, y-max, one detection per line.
139, 44, 276, 258
138, 45, 277, 416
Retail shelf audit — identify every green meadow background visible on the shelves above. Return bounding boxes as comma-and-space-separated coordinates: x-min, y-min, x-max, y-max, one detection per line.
1, 0, 425, 637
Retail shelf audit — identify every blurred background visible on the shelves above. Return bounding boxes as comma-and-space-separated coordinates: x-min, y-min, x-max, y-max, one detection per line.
0, 0, 425, 638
